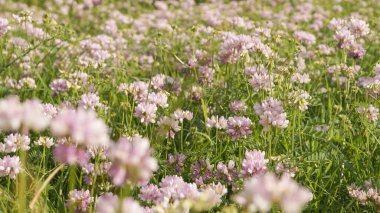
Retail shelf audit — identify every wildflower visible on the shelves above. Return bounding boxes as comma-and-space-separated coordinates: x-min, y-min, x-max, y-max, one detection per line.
157, 116, 181, 139
357, 105, 379, 122
134, 103, 157, 124
0, 155, 21, 179
1, 134, 30, 153
160, 175, 199, 201
19, 77, 36, 89
53, 144, 90, 166
206, 115, 228, 129
50, 79, 70, 94
290, 73, 310, 84
42, 103, 58, 118
190, 86, 203, 101
314, 125, 330, 132
226, 116, 252, 140
79, 93, 102, 110
172, 109, 193, 122
248, 68, 273, 92
151, 74, 167, 90
66, 189, 93, 212
147, 92, 168, 108
96, 193, 145, 213
288, 90, 311, 111
0, 96, 50, 132
35, 137, 54, 148
198, 66, 214, 85
348, 43, 366, 59
168, 153, 186, 173
229, 100, 247, 113
335, 29, 355, 49
348, 17, 370, 38
216, 160, 239, 188
128, 81, 149, 101
139, 184, 163, 204
191, 159, 214, 185
0, 17, 10, 37
254, 98, 289, 130
294, 31, 316, 45
241, 150, 269, 177
108, 135, 158, 185
234, 173, 312, 213
50, 109, 110, 147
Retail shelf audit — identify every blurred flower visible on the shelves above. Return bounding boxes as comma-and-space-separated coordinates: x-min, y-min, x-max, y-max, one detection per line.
0, 155, 21, 179
50, 109, 110, 147
357, 105, 379, 122
108, 135, 158, 185
54, 144, 90, 166
229, 100, 247, 113
96, 193, 145, 213
79, 93, 102, 110
234, 173, 312, 213
157, 116, 180, 139
0, 17, 10, 37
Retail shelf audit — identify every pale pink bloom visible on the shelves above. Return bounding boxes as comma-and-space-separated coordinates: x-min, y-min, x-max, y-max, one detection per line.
54, 144, 90, 166
128, 81, 149, 100
160, 175, 199, 201
226, 116, 252, 140
147, 92, 168, 108
357, 105, 379, 122
0, 17, 10, 37
288, 90, 311, 111
198, 66, 214, 86
294, 31, 316, 45
234, 173, 312, 213
96, 193, 145, 213
172, 109, 193, 122
42, 103, 58, 118
348, 17, 370, 38
19, 77, 36, 89
50, 79, 70, 93
335, 28, 355, 49
206, 115, 228, 129
254, 98, 289, 130
0, 155, 21, 179
229, 100, 247, 113
134, 103, 157, 124
66, 189, 93, 212
157, 116, 181, 139
2, 134, 30, 153
35, 137, 54, 148
290, 73, 310, 84
50, 109, 110, 147
151, 74, 167, 90
241, 150, 268, 177
79, 93, 102, 110
139, 184, 163, 204
0, 96, 23, 131
108, 135, 158, 185
22, 99, 51, 131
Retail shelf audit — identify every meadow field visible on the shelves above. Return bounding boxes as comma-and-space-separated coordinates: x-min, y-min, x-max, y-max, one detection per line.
0, 0, 379, 212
